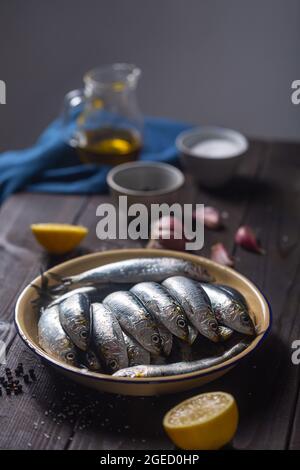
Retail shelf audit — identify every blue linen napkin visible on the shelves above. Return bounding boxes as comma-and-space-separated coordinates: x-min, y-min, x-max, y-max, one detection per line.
0, 117, 192, 203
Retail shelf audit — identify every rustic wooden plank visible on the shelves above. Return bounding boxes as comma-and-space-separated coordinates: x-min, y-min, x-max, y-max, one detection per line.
0, 193, 89, 449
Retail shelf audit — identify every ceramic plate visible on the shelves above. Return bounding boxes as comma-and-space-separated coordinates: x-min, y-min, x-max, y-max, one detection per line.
15, 249, 271, 396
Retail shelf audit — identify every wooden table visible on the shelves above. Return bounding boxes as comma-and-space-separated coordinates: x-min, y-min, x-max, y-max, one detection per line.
0, 139, 299, 450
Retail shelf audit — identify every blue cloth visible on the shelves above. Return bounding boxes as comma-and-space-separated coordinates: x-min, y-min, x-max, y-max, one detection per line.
0, 117, 192, 203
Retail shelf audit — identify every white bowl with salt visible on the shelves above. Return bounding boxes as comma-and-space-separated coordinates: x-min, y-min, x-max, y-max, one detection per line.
176, 126, 249, 188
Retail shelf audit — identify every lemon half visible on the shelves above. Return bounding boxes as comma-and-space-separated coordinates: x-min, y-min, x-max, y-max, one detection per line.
163, 391, 238, 450
31, 223, 88, 255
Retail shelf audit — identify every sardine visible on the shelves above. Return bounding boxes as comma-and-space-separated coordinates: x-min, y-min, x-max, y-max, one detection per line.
130, 282, 189, 341
113, 340, 250, 377
38, 305, 78, 366
58, 293, 91, 351
162, 276, 220, 342
103, 291, 162, 355
59, 257, 212, 289
123, 333, 151, 367
201, 284, 255, 335
91, 303, 128, 373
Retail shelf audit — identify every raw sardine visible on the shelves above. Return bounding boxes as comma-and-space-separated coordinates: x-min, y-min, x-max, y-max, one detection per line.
201, 284, 255, 335
91, 303, 128, 373
60, 257, 212, 288
162, 276, 220, 342
113, 340, 250, 377
130, 282, 189, 341
58, 293, 91, 351
38, 305, 78, 366
103, 291, 162, 355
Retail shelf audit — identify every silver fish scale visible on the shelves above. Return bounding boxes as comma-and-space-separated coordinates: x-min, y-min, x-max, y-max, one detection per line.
92, 303, 128, 373
103, 291, 162, 355
130, 282, 189, 341
123, 333, 150, 366
162, 276, 220, 343
200, 283, 255, 335
62, 257, 212, 287
38, 305, 78, 366
113, 341, 250, 377
58, 293, 90, 351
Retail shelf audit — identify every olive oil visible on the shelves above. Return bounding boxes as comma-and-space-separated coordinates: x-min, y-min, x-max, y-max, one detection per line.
74, 128, 141, 166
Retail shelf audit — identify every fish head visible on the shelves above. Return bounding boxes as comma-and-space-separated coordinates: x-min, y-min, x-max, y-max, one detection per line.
73, 323, 90, 351
60, 293, 91, 350
113, 365, 148, 378
102, 340, 128, 374
57, 340, 78, 366
231, 301, 256, 335
167, 305, 189, 341
150, 330, 163, 355
201, 312, 220, 342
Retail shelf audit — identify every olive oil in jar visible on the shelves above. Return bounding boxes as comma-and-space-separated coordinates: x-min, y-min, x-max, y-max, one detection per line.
74, 127, 142, 166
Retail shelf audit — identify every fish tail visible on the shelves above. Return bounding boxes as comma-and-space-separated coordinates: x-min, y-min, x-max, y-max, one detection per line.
47, 272, 72, 293
30, 272, 55, 309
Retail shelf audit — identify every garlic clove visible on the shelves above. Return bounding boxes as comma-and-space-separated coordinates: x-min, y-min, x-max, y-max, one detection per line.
152, 215, 183, 235
235, 225, 265, 254
149, 216, 186, 251
211, 243, 234, 267
193, 206, 222, 229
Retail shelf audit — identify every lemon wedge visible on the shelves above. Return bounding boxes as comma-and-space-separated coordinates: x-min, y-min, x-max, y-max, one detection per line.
31, 223, 88, 255
163, 391, 238, 450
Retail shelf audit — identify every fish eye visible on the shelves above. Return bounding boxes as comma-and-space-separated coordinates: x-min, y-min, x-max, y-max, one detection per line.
66, 352, 75, 361
80, 330, 88, 339
241, 313, 250, 323
209, 321, 219, 331
151, 334, 161, 345
177, 317, 187, 329
109, 359, 118, 370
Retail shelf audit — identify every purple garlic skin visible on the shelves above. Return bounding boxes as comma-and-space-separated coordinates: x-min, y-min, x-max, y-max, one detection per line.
235, 225, 265, 254
211, 243, 234, 267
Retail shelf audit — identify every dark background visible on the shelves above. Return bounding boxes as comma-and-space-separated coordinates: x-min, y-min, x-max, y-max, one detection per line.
0, 0, 299, 152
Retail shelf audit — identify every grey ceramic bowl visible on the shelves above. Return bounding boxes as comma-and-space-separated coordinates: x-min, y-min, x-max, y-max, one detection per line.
106, 161, 185, 210
176, 126, 249, 188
